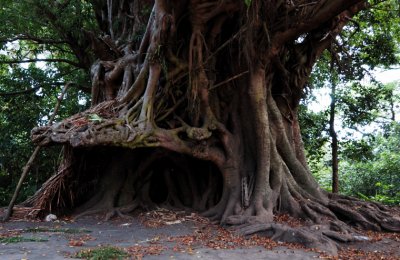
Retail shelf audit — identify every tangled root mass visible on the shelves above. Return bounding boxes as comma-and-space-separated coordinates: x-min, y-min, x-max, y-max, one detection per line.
26, 0, 399, 255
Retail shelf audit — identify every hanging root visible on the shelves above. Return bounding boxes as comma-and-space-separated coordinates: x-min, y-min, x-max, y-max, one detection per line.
57, 148, 224, 223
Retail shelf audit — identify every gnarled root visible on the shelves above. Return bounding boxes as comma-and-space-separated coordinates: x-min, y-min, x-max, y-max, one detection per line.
236, 222, 343, 255
220, 192, 400, 256
74, 200, 139, 221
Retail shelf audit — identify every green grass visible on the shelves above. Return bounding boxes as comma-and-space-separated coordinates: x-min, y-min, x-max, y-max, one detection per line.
75, 246, 129, 260
0, 236, 48, 243
25, 227, 91, 234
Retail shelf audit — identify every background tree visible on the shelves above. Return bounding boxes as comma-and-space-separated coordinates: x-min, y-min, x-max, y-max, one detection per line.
300, 0, 400, 194
301, 79, 400, 200
1, 0, 399, 252
341, 121, 400, 204
0, 0, 92, 205
301, 81, 400, 196
0, 64, 89, 205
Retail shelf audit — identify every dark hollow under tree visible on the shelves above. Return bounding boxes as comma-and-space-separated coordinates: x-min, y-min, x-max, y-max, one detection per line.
26, 0, 399, 252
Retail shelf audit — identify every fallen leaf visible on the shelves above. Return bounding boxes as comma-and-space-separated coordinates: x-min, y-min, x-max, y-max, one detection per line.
69, 239, 84, 247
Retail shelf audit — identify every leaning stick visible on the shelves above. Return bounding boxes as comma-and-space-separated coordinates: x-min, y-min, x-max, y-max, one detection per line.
2, 83, 70, 222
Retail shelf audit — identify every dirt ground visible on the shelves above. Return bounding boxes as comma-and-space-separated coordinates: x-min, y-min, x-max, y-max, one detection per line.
1, 208, 399, 260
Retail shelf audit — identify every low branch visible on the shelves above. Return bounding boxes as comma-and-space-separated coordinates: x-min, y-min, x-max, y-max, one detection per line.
0, 82, 90, 97
53, 82, 92, 94
0, 34, 67, 44
0, 86, 40, 97
272, 0, 366, 50
0, 58, 83, 68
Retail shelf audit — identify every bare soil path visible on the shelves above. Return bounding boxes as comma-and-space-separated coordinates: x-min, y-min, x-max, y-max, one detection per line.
0, 208, 399, 260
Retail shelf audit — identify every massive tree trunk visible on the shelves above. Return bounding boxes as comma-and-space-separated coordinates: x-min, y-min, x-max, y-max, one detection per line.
27, 0, 399, 253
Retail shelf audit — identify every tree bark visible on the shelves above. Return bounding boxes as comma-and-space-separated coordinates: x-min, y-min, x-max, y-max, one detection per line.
330, 83, 339, 193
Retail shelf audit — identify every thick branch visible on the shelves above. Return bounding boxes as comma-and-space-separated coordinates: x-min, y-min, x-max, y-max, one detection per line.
271, 0, 367, 52
0, 58, 83, 68
0, 86, 40, 97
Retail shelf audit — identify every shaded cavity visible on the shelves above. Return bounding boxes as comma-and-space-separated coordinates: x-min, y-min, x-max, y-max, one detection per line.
71, 147, 223, 213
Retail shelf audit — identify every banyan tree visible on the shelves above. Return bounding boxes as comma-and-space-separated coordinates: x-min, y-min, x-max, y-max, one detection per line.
18, 0, 400, 251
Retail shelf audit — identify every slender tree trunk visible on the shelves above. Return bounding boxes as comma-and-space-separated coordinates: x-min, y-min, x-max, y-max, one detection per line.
329, 83, 339, 193
389, 91, 396, 122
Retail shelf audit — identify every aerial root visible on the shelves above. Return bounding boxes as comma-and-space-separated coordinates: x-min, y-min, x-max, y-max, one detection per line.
321, 229, 354, 242
73, 200, 139, 221
201, 203, 224, 221
224, 204, 272, 226
307, 201, 338, 220
225, 215, 250, 225
201, 184, 230, 219
301, 203, 321, 223
224, 210, 258, 225
103, 200, 139, 221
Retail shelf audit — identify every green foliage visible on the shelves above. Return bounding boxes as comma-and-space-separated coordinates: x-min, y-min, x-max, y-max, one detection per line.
301, 0, 400, 205
0, 0, 95, 206
0, 64, 89, 205
299, 104, 329, 168
303, 79, 400, 204
341, 138, 374, 162
339, 0, 400, 78
244, 0, 252, 7
0, 168, 12, 205
304, 118, 400, 205
337, 83, 385, 128
309, 162, 332, 192
75, 246, 129, 260
340, 122, 400, 205
0, 0, 92, 205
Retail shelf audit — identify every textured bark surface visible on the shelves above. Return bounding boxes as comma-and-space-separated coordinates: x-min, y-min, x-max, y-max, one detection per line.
26, 0, 399, 254
330, 83, 339, 193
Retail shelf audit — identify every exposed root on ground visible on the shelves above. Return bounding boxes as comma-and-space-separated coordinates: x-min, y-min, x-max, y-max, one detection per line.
74, 200, 139, 221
